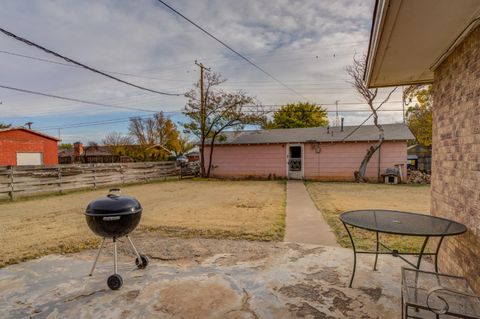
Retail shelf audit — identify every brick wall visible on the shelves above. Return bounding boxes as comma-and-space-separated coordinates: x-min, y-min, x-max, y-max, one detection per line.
432, 25, 480, 292
0, 130, 58, 165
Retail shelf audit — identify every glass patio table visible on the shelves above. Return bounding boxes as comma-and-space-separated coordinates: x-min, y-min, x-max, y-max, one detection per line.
340, 210, 467, 288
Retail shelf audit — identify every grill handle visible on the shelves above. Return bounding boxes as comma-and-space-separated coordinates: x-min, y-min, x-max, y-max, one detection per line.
108, 188, 121, 198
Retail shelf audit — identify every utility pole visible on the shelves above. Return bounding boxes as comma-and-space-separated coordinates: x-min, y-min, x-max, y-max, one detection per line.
25, 121, 33, 129
194, 60, 210, 177
402, 86, 406, 124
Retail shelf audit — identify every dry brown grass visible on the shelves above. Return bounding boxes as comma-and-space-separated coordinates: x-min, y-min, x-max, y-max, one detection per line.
0, 180, 286, 267
306, 182, 431, 251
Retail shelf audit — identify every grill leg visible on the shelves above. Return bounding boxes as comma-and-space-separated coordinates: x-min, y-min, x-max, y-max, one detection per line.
113, 237, 118, 275
89, 237, 105, 276
126, 235, 143, 266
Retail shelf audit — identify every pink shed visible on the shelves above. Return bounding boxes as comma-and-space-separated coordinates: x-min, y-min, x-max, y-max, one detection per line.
203, 124, 413, 181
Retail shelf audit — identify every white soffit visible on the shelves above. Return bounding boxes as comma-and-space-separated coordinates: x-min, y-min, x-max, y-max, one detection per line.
366, 0, 480, 88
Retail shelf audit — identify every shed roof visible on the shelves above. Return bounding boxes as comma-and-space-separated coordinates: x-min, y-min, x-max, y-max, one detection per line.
0, 127, 61, 141
211, 123, 414, 145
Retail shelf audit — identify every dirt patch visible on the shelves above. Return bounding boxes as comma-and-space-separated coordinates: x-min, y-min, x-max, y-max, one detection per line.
0, 180, 285, 267
306, 182, 431, 252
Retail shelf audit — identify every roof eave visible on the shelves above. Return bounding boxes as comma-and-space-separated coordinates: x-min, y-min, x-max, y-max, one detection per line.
364, 0, 389, 87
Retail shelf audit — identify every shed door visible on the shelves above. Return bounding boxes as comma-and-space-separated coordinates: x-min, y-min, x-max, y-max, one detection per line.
287, 144, 303, 180
16, 152, 43, 165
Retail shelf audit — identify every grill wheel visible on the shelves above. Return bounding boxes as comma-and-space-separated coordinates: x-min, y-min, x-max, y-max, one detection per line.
107, 274, 123, 290
135, 254, 149, 269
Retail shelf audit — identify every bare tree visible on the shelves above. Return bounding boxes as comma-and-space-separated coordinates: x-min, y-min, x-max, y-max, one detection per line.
103, 132, 133, 147
184, 70, 265, 177
346, 55, 397, 182
128, 112, 181, 158
103, 132, 133, 156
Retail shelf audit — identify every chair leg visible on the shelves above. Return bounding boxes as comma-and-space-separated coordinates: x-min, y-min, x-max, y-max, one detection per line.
89, 237, 105, 276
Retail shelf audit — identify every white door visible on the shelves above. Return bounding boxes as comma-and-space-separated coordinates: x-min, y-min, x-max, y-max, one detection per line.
287, 144, 303, 180
16, 152, 43, 165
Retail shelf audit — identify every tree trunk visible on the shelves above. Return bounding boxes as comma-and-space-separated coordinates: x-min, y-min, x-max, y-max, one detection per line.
355, 137, 384, 183
200, 137, 206, 177
206, 135, 217, 178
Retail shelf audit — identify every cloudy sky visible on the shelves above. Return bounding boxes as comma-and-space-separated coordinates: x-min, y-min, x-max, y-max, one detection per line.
0, 0, 405, 143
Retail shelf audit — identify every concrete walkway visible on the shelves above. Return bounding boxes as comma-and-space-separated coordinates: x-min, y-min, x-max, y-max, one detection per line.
284, 181, 339, 246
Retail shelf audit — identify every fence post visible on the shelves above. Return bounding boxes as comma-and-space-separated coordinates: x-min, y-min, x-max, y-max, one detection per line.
93, 164, 97, 190
57, 166, 63, 194
144, 162, 148, 182
121, 164, 125, 185
7, 165, 15, 200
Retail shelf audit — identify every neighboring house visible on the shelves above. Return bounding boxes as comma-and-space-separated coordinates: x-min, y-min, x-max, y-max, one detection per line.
185, 150, 200, 162
407, 144, 432, 173
58, 142, 132, 164
364, 0, 480, 291
0, 127, 60, 166
204, 123, 413, 181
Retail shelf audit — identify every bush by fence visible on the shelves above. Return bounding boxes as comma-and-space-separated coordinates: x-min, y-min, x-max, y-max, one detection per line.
0, 162, 178, 200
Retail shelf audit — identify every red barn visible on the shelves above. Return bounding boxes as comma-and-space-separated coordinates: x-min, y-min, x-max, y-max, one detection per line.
0, 127, 60, 166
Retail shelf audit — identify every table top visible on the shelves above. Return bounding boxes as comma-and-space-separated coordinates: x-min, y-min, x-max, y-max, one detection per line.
340, 210, 467, 236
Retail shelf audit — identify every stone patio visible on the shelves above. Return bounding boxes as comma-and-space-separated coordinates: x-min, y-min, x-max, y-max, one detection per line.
0, 236, 415, 319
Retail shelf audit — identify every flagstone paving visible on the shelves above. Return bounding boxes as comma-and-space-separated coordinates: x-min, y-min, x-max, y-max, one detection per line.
0, 237, 409, 319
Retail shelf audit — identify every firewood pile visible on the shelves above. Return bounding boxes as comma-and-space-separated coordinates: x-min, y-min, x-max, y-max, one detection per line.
407, 169, 431, 184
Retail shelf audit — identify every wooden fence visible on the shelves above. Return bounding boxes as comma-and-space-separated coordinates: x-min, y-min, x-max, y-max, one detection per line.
0, 162, 178, 200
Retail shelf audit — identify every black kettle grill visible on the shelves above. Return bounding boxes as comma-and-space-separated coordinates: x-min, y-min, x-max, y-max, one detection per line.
85, 188, 149, 290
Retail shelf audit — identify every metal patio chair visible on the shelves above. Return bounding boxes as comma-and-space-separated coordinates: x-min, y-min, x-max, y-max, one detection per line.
401, 267, 480, 318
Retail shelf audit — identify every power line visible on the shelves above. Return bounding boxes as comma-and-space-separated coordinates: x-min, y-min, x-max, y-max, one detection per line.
156, 0, 308, 100
35, 107, 405, 131
0, 50, 357, 91
0, 27, 184, 96
0, 84, 168, 113
340, 105, 388, 142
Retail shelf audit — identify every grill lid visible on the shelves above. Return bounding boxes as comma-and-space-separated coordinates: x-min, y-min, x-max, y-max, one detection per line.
85, 189, 142, 216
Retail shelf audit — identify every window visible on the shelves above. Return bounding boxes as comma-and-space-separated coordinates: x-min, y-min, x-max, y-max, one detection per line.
289, 146, 301, 158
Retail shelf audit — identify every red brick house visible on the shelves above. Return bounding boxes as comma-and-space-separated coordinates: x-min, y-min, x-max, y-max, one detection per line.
365, 0, 480, 291
0, 127, 60, 166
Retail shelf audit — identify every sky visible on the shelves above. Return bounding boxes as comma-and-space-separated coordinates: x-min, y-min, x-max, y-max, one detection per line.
0, 0, 406, 144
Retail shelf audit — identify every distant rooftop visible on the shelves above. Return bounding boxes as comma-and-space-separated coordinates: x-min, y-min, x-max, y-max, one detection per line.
211, 123, 414, 145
